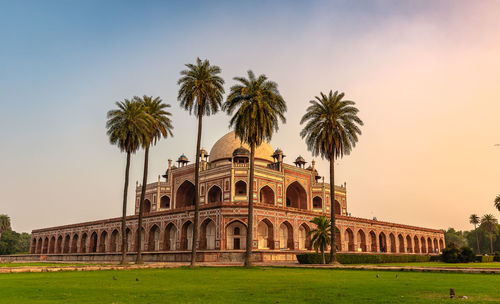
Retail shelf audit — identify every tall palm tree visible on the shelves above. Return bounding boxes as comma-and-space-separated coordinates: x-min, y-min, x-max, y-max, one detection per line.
469, 214, 481, 254
178, 58, 224, 267
494, 195, 500, 212
135, 95, 173, 264
223, 70, 286, 266
309, 216, 331, 264
300, 90, 363, 263
0, 214, 11, 238
480, 214, 498, 254
106, 99, 152, 264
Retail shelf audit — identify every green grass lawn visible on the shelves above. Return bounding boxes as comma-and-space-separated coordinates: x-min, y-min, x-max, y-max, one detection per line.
0, 267, 498, 303
357, 262, 500, 268
0, 262, 112, 268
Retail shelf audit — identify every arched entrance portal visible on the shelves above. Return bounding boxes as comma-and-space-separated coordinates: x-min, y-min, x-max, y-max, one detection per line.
357, 230, 367, 252
181, 221, 193, 250
164, 223, 177, 251
379, 232, 387, 253
286, 181, 307, 210
226, 221, 246, 250
298, 224, 311, 250
200, 219, 216, 250
207, 186, 222, 204
344, 228, 354, 251
176, 181, 196, 208
258, 219, 274, 249
279, 222, 294, 249
148, 225, 160, 251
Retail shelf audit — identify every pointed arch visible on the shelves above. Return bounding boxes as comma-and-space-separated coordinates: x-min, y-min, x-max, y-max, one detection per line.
334, 200, 342, 215
90, 232, 98, 253
110, 230, 119, 252
439, 239, 444, 252
406, 235, 413, 253
37, 237, 43, 254
142, 199, 151, 214
176, 180, 196, 208
313, 196, 322, 209
235, 180, 247, 196
63, 234, 70, 253
421, 236, 427, 253
259, 186, 275, 205
125, 228, 133, 252
413, 236, 420, 253
369, 231, 377, 252
298, 223, 312, 250
379, 232, 388, 253
286, 181, 307, 210
80, 233, 88, 253
258, 219, 274, 249
164, 223, 177, 251
200, 219, 216, 249
344, 228, 354, 251
226, 220, 247, 250
427, 237, 433, 253
279, 221, 294, 250
357, 229, 367, 252
433, 238, 439, 253
99, 231, 108, 253
180, 221, 193, 250
148, 225, 160, 251
160, 196, 171, 209
207, 185, 222, 204
56, 235, 63, 254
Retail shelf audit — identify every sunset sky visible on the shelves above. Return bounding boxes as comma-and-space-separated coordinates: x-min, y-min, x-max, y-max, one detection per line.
1, 0, 499, 233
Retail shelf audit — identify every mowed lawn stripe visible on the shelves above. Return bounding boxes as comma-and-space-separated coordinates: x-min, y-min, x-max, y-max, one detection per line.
0, 267, 498, 303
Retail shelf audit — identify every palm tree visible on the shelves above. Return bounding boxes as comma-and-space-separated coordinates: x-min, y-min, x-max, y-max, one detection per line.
480, 214, 498, 254
0, 214, 11, 238
309, 216, 331, 264
494, 195, 500, 212
300, 90, 363, 263
223, 70, 286, 266
106, 99, 152, 264
178, 58, 224, 267
135, 95, 173, 264
469, 214, 481, 254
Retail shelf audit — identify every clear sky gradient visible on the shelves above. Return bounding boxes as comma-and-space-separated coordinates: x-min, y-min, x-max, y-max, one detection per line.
1, 1, 499, 233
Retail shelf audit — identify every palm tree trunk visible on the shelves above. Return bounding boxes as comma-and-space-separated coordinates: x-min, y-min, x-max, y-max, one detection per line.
329, 155, 337, 263
489, 231, 493, 254
190, 113, 203, 267
321, 248, 325, 264
120, 152, 131, 265
136, 145, 149, 264
474, 225, 480, 254
245, 143, 255, 267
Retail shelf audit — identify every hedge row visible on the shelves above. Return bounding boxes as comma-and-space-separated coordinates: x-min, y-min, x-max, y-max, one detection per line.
296, 253, 431, 264
475, 255, 494, 263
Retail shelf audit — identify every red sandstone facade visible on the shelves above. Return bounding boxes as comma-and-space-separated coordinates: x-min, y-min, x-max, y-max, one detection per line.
30, 132, 444, 262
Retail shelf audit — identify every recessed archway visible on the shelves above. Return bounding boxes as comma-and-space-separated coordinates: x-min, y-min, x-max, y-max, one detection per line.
279, 221, 294, 250
413, 236, 420, 253
433, 238, 439, 254
56, 235, 63, 254
313, 197, 322, 209
379, 232, 388, 253
99, 231, 108, 253
49, 236, 55, 254
90, 232, 98, 253
427, 237, 433, 253
357, 230, 367, 252
176, 180, 196, 208
148, 225, 160, 251
286, 181, 307, 210
369, 231, 377, 252
398, 234, 405, 253
226, 221, 246, 250
439, 239, 444, 252
143, 199, 151, 214
200, 219, 216, 250
421, 236, 427, 253
80, 233, 87, 253
334, 200, 342, 215
164, 223, 177, 251
125, 228, 133, 252
110, 230, 119, 252
344, 228, 354, 251
63, 235, 70, 253
181, 221, 193, 250
406, 235, 413, 253
235, 180, 247, 196
37, 237, 43, 254
259, 186, 274, 205
207, 185, 222, 204
298, 223, 311, 250
258, 219, 274, 249
160, 196, 170, 209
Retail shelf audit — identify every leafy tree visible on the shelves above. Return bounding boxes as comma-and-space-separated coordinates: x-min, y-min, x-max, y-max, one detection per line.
309, 216, 331, 264
224, 70, 286, 267
178, 58, 224, 267
469, 214, 481, 254
106, 99, 152, 264
444, 228, 468, 248
300, 90, 363, 263
0, 230, 31, 255
135, 95, 173, 264
481, 214, 498, 254
495, 195, 500, 212
0, 214, 11, 237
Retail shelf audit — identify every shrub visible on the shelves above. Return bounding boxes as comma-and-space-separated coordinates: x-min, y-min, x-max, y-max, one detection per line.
441, 245, 476, 263
429, 255, 441, 262
480, 255, 494, 262
494, 252, 500, 262
296, 253, 431, 264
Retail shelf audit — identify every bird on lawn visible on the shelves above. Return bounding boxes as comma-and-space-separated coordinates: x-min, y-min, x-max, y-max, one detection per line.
136, 278, 139, 281
376, 274, 379, 278
113, 276, 117, 280
395, 274, 398, 278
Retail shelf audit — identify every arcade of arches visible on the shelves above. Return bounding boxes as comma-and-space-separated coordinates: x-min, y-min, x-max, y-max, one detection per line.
30, 131, 445, 262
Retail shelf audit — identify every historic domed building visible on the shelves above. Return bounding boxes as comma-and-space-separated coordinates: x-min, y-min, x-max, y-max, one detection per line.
29, 131, 444, 262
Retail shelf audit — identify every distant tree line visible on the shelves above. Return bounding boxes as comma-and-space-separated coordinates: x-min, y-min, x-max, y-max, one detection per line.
0, 214, 31, 255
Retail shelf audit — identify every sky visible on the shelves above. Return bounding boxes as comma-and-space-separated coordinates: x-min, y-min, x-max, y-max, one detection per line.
1, 0, 499, 233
